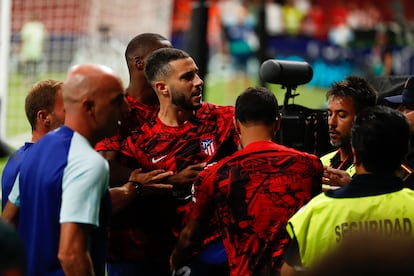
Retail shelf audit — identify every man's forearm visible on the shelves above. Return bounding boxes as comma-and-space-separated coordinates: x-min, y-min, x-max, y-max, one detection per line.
2, 201, 20, 228
170, 219, 203, 270
59, 223, 95, 276
109, 182, 137, 214
98, 151, 133, 187
107, 159, 133, 187
60, 252, 95, 276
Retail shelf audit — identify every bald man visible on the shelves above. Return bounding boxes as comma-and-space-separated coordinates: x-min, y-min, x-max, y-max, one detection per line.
3, 64, 135, 276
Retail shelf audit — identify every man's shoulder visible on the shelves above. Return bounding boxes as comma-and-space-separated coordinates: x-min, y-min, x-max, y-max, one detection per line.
27, 127, 73, 155
198, 154, 234, 180
126, 97, 158, 118
6, 142, 32, 160
197, 102, 234, 117
320, 150, 338, 164
320, 150, 337, 159
291, 192, 333, 219
275, 143, 322, 162
2, 143, 34, 173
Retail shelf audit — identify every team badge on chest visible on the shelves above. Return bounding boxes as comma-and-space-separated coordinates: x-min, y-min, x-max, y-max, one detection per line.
201, 138, 216, 156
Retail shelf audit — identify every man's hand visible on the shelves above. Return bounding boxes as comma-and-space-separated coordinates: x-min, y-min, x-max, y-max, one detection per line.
110, 168, 173, 213
170, 219, 203, 272
128, 168, 174, 197
167, 163, 207, 200
322, 166, 352, 191
129, 168, 174, 189
168, 163, 207, 189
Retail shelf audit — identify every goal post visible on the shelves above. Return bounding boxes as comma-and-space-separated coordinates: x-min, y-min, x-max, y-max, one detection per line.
1, 0, 173, 148
0, 0, 11, 142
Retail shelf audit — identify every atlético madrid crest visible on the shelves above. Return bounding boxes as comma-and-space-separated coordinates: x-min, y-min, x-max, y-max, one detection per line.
201, 138, 216, 156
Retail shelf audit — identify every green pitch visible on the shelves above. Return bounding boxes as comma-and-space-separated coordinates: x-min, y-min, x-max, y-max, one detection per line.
0, 73, 327, 196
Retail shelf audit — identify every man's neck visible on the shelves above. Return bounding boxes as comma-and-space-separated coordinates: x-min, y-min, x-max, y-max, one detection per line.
31, 129, 48, 143
339, 145, 353, 161
157, 105, 195, 127
239, 125, 274, 149
126, 81, 158, 106
354, 163, 369, 175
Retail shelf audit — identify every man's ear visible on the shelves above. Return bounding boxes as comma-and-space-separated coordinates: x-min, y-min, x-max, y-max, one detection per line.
37, 110, 49, 127
155, 81, 168, 96
83, 99, 94, 113
274, 113, 282, 132
134, 56, 144, 70
271, 114, 282, 142
37, 110, 47, 121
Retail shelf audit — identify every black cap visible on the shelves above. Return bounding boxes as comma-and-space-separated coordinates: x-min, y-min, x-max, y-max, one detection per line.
384, 77, 414, 104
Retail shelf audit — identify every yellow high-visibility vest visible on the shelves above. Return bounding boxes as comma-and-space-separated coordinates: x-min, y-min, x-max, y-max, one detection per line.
286, 188, 414, 267
320, 151, 355, 190
320, 150, 355, 176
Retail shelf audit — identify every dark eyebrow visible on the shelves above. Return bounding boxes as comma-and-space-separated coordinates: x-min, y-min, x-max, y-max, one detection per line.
180, 70, 196, 80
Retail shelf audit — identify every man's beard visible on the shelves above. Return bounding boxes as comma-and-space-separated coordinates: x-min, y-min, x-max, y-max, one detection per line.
171, 93, 202, 111
330, 135, 350, 149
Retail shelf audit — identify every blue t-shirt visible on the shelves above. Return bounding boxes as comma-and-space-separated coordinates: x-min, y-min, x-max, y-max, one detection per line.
9, 126, 110, 276
1, 142, 33, 210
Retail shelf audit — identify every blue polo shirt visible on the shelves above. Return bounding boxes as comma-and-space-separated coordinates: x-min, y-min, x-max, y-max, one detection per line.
9, 126, 110, 276
1, 142, 33, 210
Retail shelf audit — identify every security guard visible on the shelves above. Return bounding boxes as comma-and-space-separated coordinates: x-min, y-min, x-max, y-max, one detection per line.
321, 76, 377, 190
384, 76, 414, 188
281, 106, 414, 275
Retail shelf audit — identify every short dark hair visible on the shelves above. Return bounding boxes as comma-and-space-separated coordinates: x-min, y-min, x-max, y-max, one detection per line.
327, 76, 377, 113
235, 86, 279, 125
144, 48, 190, 85
351, 105, 409, 174
25, 79, 62, 131
125, 33, 169, 61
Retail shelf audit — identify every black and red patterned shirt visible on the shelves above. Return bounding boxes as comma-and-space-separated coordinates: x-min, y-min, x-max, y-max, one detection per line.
121, 102, 238, 171
191, 140, 323, 276
108, 102, 239, 263
94, 94, 158, 154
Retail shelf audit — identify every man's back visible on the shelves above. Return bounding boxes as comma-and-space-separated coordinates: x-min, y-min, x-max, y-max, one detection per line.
13, 126, 109, 275
1, 143, 33, 210
287, 175, 414, 267
192, 140, 322, 275
281, 105, 413, 276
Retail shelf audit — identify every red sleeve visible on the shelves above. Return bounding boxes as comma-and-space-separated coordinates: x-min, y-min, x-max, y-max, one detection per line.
311, 157, 323, 197
95, 134, 121, 152
191, 165, 216, 222
120, 135, 136, 161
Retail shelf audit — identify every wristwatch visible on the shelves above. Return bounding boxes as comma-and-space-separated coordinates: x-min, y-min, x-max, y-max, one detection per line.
128, 180, 143, 195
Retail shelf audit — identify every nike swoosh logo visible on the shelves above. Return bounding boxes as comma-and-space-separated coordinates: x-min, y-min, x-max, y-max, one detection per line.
151, 155, 167, 163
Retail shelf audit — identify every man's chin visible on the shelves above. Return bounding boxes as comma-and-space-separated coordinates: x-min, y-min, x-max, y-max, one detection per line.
193, 102, 202, 110
185, 101, 202, 111
330, 141, 341, 148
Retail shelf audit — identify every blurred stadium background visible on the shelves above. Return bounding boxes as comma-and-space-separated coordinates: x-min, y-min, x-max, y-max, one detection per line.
0, 0, 414, 154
